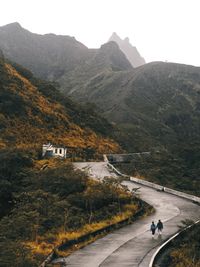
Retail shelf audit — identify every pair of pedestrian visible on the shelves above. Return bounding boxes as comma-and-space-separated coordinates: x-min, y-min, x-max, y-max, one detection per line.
150, 219, 163, 236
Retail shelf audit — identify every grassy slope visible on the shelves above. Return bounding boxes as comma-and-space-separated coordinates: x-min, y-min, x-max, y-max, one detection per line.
0, 56, 121, 155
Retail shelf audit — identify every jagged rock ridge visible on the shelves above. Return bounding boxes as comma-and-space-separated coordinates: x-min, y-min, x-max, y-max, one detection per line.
0, 22, 90, 80
109, 32, 145, 67
0, 23, 133, 85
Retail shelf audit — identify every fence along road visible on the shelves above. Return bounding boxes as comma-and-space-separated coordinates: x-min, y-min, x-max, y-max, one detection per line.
55, 162, 200, 267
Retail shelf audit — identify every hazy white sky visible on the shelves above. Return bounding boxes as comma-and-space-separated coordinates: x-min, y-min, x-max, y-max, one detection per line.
1, 0, 200, 66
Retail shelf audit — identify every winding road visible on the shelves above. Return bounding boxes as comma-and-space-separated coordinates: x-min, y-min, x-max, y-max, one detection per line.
55, 162, 200, 267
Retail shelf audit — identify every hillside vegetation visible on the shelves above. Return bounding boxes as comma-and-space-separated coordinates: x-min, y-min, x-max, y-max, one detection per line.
0, 150, 142, 266
155, 221, 200, 267
0, 55, 121, 155
65, 61, 200, 150
0, 53, 146, 266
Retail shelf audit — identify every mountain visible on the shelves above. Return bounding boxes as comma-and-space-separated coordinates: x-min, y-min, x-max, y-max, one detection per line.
1, 23, 199, 150
1, 23, 199, 154
0, 22, 90, 81
0, 23, 132, 86
109, 32, 145, 67
61, 61, 200, 155
0, 53, 121, 154
59, 41, 133, 96
106, 62, 200, 195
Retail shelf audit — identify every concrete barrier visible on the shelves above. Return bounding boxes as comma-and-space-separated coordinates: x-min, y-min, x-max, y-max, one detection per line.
107, 163, 200, 204
103, 154, 108, 162
107, 162, 125, 177
130, 177, 163, 191
130, 176, 200, 204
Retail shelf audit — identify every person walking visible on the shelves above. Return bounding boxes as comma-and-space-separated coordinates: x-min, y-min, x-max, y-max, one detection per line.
150, 221, 156, 236
157, 219, 163, 235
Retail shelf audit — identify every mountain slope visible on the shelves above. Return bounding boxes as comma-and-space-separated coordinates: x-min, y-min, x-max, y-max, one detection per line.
0, 54, 121, 154
109, 32, 145, 67
62, 61, 200, 154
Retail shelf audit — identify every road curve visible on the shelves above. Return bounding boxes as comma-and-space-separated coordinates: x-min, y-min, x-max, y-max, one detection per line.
55, 162, 200, 267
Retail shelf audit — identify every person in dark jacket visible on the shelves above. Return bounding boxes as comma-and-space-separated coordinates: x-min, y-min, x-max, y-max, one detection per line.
157, 219, 163, 235
150, 221, 156, 236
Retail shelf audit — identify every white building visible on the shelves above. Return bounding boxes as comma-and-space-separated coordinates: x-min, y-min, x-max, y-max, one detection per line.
42, 143, 67, 158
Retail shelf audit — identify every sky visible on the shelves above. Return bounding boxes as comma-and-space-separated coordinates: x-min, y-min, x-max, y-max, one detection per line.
1, 0, 200, 66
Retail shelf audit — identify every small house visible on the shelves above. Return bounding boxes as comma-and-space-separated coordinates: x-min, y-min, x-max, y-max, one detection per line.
42, 143, 67, 159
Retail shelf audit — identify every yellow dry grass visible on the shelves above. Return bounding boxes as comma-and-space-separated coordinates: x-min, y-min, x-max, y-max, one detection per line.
24, 203, 139, 257
2, 62, 121, 155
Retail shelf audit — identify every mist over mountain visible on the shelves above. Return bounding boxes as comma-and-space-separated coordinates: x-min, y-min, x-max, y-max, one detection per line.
0, 22, 90, 80
109, 32, 145, 67
59, 41, 133, 95
0, 23, 132, 85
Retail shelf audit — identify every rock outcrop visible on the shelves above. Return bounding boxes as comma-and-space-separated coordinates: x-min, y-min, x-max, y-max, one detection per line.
109, 32, 145, 67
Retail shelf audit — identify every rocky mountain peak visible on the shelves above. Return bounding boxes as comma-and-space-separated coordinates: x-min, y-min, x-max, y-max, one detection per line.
124, 37, 130, 43
100, 41, 120, 52
97, 41, 133, 71
2, 22, 23, 31
109, 32, 121, 43
108, 32, 145, 67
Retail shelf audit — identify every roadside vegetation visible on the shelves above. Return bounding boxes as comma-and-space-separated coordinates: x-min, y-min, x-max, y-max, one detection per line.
114, 150, 200, 197
0, 149, 146, 266
154, 221, 200, 267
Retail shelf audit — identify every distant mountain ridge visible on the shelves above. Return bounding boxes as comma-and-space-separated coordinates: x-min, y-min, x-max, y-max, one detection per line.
0, 23, 132, 86
109, 32, 145, 67
0, 22, 90, 80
